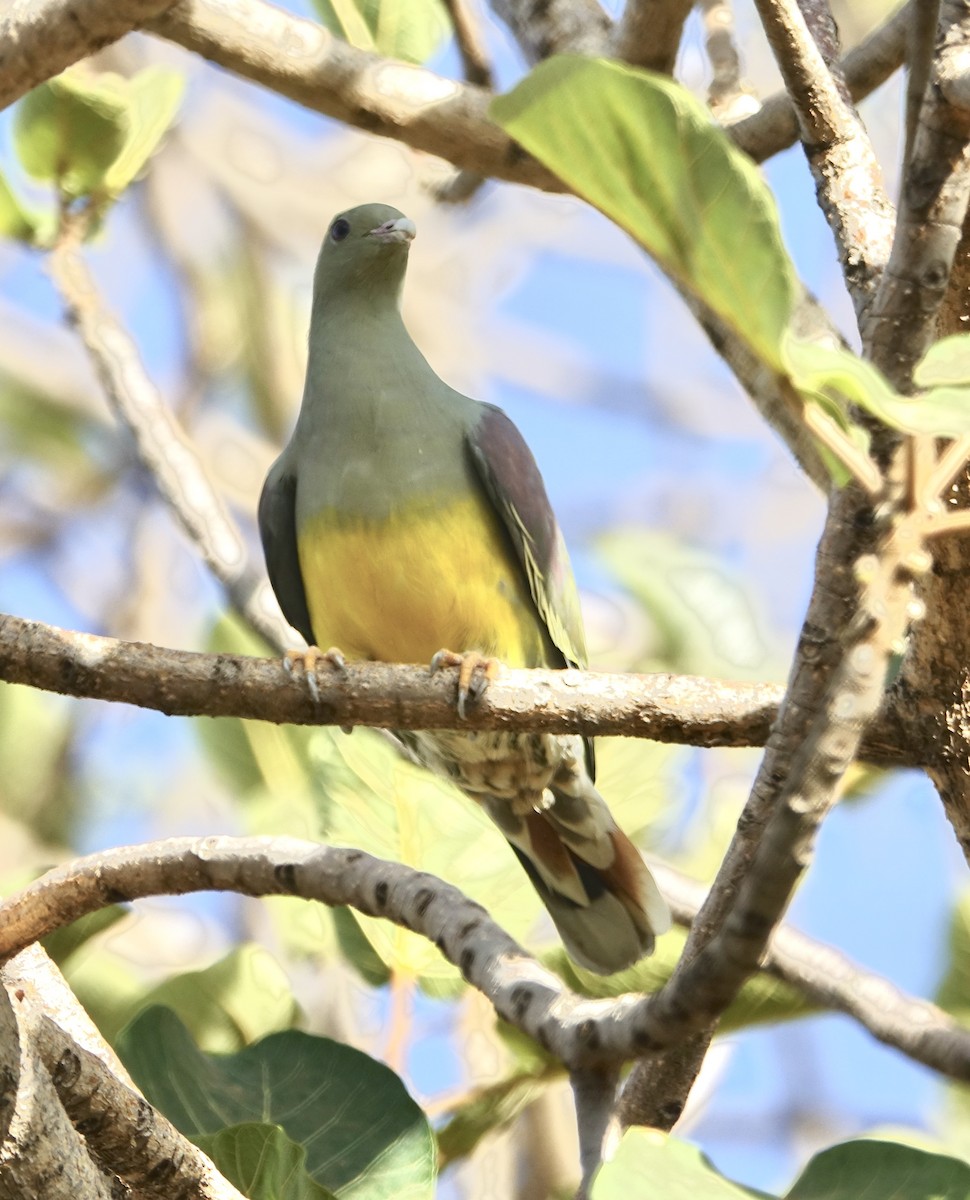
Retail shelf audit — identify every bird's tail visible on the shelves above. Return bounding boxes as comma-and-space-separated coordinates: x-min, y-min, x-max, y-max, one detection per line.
485, 780, 670, 975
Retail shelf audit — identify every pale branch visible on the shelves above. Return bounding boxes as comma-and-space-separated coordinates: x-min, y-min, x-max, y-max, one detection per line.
487, 0, 609, 63
33, 1012, 248, 1200
0, 0, 179, 112
0, 610, 916, 762
49, 214, 288, 651
701, 0, 757, 121
656, 863, 970, 1079
569, 1066, 620, 1200
148, 0, 560, 192
0, 982, 116, 1200
608, 0, 694, 74
727, 0, 912, 163
752, 0, 895, 316
863, 0, 970, 382
4, 837, 970, 1083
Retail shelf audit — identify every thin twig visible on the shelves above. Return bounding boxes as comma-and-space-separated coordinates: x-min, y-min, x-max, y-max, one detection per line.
569, 1067, 620, 1200
0, 611, 915, 763
701, 0, 758, 120
487, 0, 610, 63
48, 211, 288, 650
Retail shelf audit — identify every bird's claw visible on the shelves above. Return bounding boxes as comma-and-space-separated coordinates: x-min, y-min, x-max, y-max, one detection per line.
283, 645, 346, 704
430, 649, 500, 720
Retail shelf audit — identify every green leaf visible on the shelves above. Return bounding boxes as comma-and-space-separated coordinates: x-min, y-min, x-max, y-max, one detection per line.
0, 170, 40, 241
547, 923, 814, 1033
101, 67, 184, 195
915, 335, 970, 388
119, 1007, 436, 1199
310, 0, 450, 63
935, 890, 970, 1025
785, 1139, 970, 1200
786, 336, 970, 437
591, 1129, 770, 1198
14, 73, 129, 199
135, 945, 301, 1053
195, 1124, 337, 1200
491, 56, 796, 371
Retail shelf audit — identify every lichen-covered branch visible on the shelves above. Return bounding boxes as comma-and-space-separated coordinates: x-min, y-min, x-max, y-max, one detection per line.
608, 0, 693, 73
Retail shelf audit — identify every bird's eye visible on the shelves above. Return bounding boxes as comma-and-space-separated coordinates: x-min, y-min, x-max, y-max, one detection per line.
330, 218, 351, 242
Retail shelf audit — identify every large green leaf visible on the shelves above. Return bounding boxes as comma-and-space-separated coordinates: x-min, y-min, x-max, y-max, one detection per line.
785, 1139, 970, 1199
310, 0, 450, 63
491, 56, 796, 372
14, 73, 129, 199
119, 1007, 436, 1199
136, 945, 301, 1053
196, 1124, 337, 1200
591, 1129, 770, 1198
915, 335, 970, 388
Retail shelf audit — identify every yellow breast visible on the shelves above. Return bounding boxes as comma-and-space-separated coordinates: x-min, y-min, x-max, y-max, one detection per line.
297, 494, 547, 667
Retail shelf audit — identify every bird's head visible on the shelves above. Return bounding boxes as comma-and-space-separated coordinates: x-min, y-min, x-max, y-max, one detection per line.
313, 203, 416, 305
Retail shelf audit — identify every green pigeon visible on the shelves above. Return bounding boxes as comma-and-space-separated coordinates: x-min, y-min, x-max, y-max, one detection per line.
259, 203, 670, 973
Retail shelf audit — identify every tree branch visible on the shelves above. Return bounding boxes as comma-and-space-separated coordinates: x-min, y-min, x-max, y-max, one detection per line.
0, 0, 180, 112
49, 211, 288, 650
33, 1010, 247, 1200
2, 836, 970, 1083
752, 0, 895, 315
0, 610, 917, 762
727, 0, 912, 163
608, 0, 693, 73
487, 0, 609, 62
147, 0, 560, 191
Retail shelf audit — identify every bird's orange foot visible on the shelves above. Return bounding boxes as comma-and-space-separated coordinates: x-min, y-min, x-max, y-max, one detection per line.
430, 649, 500, 720
283, 645, 346, 704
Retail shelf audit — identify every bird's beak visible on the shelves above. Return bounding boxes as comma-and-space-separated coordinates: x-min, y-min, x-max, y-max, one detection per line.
368, 217, 417, 245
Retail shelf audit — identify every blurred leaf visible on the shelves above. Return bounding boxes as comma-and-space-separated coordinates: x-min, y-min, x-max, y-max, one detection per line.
591, 1129, 768, 1198
101, 67, 184, 195
935, 890, 970, 1024
196, 1124, 337, 1200
787, 336, 970, 437
14, 67, 181, 204
547, 923, 815, 1032
310, 0, 450, 63
119, 1007, 436, 1199
0, 170, 40, 242
42, 905, 128, 966
136, 945, 301, 1053
436, 1060, 560, 1167
59, 947, 149, 1044
596, 528, 770, 678
785, 1139, 970, 1199
915, 335, 970, 388
0, 683, 78, 841
15, 72, 129, 199
491, 57, 796, 372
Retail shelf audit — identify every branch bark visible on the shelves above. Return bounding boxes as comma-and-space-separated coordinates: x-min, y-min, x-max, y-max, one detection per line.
0, 611, 917, 761
0, 0, 180, 111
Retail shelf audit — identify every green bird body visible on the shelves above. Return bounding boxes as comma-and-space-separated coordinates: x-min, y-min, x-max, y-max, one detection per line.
259, 203, 670, 973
